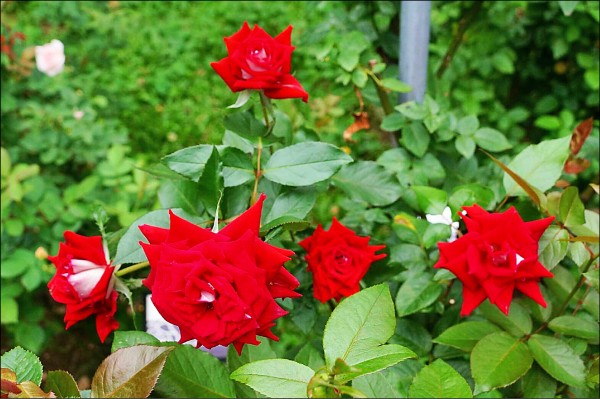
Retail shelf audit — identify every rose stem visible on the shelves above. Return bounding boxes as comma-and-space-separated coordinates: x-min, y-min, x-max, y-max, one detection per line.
250, 136, 263, 206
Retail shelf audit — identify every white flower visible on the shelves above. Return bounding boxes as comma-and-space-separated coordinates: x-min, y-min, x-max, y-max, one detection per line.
73, 110, 85, 120
35, 39, 65, 77
426, 206, 460, 242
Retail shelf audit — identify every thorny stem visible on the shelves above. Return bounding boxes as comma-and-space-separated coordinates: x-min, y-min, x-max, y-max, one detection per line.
436, 1, 484, 79
554, 253, 598, 317
365, 68, 398, 147
259, 91, 275, 133
115, 261, 150, 277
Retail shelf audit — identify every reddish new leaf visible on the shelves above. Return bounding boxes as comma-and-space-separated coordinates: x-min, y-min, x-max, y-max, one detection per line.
570, 117, 593, 155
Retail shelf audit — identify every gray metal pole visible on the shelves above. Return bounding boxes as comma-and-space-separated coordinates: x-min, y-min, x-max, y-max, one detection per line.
399, 1, 432, 104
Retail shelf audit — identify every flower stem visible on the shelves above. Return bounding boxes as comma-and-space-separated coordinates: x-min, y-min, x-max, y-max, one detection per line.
251, 136, 263, 206
553, 253, 598, 317
115, 261, 150, 277
259, 91, 274, 133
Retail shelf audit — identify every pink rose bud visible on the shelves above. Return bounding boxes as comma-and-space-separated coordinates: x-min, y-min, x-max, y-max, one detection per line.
35, 39, 65, 77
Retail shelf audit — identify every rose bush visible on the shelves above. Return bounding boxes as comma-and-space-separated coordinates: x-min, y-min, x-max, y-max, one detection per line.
210, 21, 308, 102
434, 205, 555, 316
34, 39, 64, 77
139, 194, 300, 354
47, 231, 119, 343
2, 7, 599, 399
299, 217, 386, 303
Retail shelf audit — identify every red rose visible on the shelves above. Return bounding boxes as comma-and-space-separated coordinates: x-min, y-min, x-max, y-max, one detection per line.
434, 204, 554, 316
139, 194, 300, 354
48, 231, 119, 343
299, 218, 386, 303
210, 21, 308, 102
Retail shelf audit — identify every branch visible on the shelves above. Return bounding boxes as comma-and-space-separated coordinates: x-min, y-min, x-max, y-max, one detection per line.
436, 1, 484, 79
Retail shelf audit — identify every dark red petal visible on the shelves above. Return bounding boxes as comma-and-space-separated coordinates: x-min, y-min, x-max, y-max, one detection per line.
459, 287, 487, 316
274, 25, 293, 46
516, 280, 547, 307
221, 193, 265, 239
525, 216, 555, 242
263, 74, 309, 102
211, 57, 240, 92
224, 21, 252, 53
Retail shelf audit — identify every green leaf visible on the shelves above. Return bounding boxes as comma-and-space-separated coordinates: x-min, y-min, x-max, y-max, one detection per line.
197, 146, 223, 215
409, 359, 472, 398
352, 68, 368, 88
263, 142, 352, 187
294, 344, 325, 372
158, 180, 201, 215
396, 102, 427, 120
433, 321, 502, 352
323, 284, 395, 369
337, 49, 360, 71
111, 331, 160, 352
260, 216, 310, 234
449, 184, 495, 211
412, 186, 448, 215
537, 226, 569, 271
492, 52, 514, 74
583, 268, 599, 292
227, 337, 277, 398
395, 273, 444, 317
263, 189, 316, 224
230, 359, 314, 398
558, 186, 586, 228
352, 362, 421, 398
457, 115, 479, 136
155, 345, 235, 398
558, 1, 579, 16
389, 318, 432, 357
522, 364, 557, 399
473, 128, 512, 152
401, 122, 430, 157
0, 249, 35, 278
503, 136, 570, 197
223, 131, 254, 154
548, 315, 599, 343
0, 346, 43, 385
534, 115, 561, 131
455, 135, 476, 158
471, 332, 533, 394
91, 345, 173, 398
380, 113, 405, 132
224, 110, 267, 139
335, 344, 417, 384
113, 208, 200, 265
162, 144, 214, 181
478, 300, 532, 337
221, 147, 254, 187
381, 78, 412, 93
44, 370, 81, 398
527, 334, 586, 388
0, 297, 18, 324
332, 161, 402, 206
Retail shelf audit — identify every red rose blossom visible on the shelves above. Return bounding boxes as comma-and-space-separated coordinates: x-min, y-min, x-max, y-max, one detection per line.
299, 218, 386, 303
434, 204, 554, 316
210, 21, 308, 102
139, 194, 300, 354
48, 231, 119, 343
